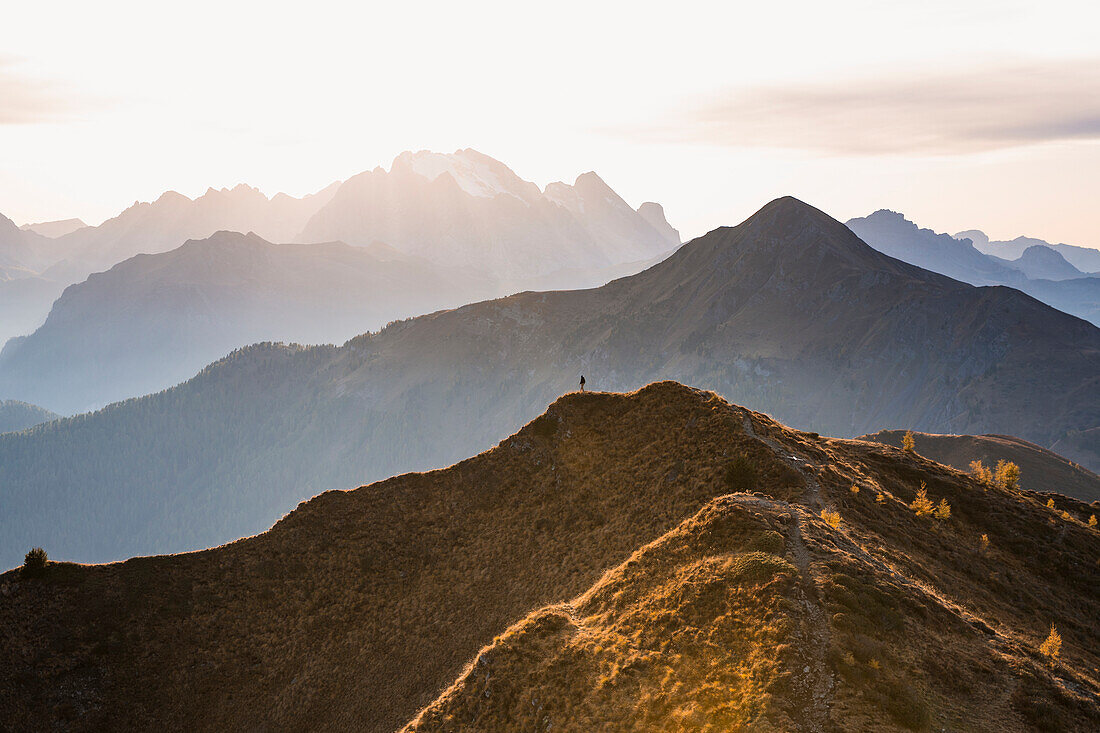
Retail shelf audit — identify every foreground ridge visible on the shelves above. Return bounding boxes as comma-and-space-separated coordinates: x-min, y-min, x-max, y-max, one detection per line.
1, 382, 1097, 731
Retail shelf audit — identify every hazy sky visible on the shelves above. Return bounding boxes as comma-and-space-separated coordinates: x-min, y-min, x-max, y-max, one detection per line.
2, 0, 1099, 247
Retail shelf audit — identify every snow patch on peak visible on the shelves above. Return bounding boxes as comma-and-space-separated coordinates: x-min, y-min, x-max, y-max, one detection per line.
401, 149, 537, 204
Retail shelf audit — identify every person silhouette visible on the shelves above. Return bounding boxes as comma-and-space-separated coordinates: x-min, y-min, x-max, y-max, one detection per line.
579, 375, 586, 392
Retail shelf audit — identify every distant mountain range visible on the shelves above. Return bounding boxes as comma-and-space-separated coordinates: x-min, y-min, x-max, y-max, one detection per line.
958, 229, 1100, 273
0, 151, 678, 412
11, 150, 679, 290
298, 148, 678, 281
992, 244, 1088, 281
1, 196, 1096, 568
0, 214, 67, 347
3, 383, 1096, 730
0, 232, 500, 414
19, 218, 87, 238
847, 210, 1100, 326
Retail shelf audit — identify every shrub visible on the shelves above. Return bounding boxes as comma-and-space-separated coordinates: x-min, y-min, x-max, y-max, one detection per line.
821, 509, 841, 529
875, 491, 886, 504
969, 460, 993, 486
980, 533, 990, 551
1039, 625, 1062, 662
724, 455, 758, 492
850, 484, 860, 494
22, 547, 48, 578
902, 431, 916, 453
1090, 515, 1097, 528
909, 483, 934, 517
933, 499, 951, 520
1046, 498, 1056, 510
995, 460, 1020, 490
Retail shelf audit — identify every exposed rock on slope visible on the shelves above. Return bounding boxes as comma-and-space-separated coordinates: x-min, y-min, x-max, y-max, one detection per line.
1, 383, 1096, 731
860, 430, 1100, 502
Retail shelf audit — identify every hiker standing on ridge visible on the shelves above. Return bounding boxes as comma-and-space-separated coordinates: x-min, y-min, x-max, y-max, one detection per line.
579, 375, 586, 392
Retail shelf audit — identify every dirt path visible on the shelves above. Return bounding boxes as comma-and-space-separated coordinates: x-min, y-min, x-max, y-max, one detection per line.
738, 410, 1100, 715
731, 493, 834, 731
741, 413, 824, 509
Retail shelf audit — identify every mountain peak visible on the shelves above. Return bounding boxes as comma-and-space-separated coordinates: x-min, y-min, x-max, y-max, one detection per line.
392, 148, 540, 203
1011, 244, 1083, 280
955, 229, 989, 247
637, 201, 681, 245
741, 196, 862, 245
18, 218, 87, 238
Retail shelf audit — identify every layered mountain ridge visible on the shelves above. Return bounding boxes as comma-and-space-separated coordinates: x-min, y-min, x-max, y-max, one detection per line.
958, 229, 1100, 274
848, 210, 1100, 326
0, 150, 680, 411
0, 231, 498, 414
0, 196, 1096, 568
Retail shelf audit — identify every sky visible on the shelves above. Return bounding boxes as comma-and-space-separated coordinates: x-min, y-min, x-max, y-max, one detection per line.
2, 0, 1099, 247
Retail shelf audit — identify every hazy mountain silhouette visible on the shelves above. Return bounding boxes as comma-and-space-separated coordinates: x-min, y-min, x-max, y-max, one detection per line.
958, 229, 1100, 273
850, 210, 1100, 326
19, 218, 87, 238
0, 150, 683, 413
0, 196, 1096, 568
846, 210, 1023, 286
2, 384, 1096, 730
298, 149, 679, 281
0, 214, 67, 346
995, 244, 1086, 281
0, 212, 54, 275
0, 188, 341, 346
0, 232, 499, 414
0, 151, 679, 358
46, 183, 341, 282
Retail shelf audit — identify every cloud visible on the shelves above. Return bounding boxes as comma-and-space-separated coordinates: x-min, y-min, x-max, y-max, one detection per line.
0, 58, 95, 124
635, 60, 1100, 155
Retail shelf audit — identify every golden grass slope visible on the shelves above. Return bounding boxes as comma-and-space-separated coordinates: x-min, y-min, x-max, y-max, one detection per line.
1, 381, 1098, 731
